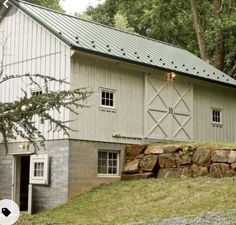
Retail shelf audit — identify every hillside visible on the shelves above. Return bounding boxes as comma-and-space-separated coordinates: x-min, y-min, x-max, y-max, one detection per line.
17, 177, 236, 225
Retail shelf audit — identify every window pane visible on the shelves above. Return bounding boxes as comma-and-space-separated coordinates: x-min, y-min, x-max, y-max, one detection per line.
110, 100, 113, 107
110, 93, 113, 100
212, 110, 221, 123
105, 92, 109, 99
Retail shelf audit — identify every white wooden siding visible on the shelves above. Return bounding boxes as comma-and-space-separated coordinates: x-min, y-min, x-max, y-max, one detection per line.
0, 6, 71, 141
70, 53, 144, 144
193, 82, 236, 142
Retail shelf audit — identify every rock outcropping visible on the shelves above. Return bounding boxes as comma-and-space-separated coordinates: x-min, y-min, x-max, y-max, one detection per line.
122, 144, 236, 180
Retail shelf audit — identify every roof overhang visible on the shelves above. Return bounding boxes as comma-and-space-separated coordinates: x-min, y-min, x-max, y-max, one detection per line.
72, 45, 236, 89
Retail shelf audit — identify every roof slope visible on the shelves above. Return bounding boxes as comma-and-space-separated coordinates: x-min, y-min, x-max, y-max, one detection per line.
6, 0, 236, 87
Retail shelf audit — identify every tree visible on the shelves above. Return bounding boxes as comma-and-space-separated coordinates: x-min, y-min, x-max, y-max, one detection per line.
85, 0, 236, 77
0, 0, 63, 11
0, 37, 92, 154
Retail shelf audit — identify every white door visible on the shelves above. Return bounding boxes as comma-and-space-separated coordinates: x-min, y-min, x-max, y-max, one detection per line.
145, 73, 193, 141
145, 73, 171, 140
171, 80, 193, 140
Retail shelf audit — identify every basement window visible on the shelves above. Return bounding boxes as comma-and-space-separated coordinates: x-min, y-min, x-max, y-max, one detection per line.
100, 88, 115, 108
30, 154, 49, 185
212, 108, 222, 124
97, 151, 119, 176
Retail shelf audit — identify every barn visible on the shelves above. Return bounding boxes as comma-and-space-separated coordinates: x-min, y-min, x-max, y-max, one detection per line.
0, 0, 236, 212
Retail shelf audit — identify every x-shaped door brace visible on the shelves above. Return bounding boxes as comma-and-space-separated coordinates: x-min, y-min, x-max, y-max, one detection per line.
147, 110, 169, 137
147, 77, 169, 137
172, 83, 192, 139
172, 114, 191, 139
172, 84, 191, 113
147, 77, 168, 109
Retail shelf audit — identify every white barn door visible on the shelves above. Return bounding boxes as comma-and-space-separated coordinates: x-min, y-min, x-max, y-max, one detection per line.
145, 73, 193, 141
171, 80, 193, 140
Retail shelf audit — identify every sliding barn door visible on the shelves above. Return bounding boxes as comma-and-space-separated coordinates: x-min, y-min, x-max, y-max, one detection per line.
145, 73, 193, 141
171, 80, 193, 140
145, 74, 171, 140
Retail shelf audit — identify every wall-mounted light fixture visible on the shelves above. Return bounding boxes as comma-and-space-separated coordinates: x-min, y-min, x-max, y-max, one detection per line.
19, 142, 29, 151
167, 72, 176, 81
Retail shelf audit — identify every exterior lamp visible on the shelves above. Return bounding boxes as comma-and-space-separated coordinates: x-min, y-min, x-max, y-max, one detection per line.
167, 72, 176, 80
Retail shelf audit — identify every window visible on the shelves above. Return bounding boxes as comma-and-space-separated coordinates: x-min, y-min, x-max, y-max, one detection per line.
30, 154, 49, 185
212, 109, 222, 124
98, 151, 119, 176
101, 89, 115, 108
31, 88, 43, 96
34, 162, 44, 177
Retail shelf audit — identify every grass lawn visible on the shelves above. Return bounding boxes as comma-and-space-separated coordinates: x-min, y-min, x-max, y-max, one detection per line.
17, 177, 236, 225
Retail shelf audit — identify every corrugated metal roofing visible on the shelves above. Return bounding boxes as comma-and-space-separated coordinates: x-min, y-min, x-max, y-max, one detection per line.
7, 0, 236, 87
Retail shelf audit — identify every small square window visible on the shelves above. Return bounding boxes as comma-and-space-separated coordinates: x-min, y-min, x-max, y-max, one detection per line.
31, 88, 43, 96
212, 109, 222, 124
30, 154, 49, 185
98, 151, 119, 176
101, 89, 115, 108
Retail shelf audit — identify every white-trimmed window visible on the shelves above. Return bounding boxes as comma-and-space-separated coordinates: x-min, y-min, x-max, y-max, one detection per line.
30, 154, 49, 185
98, 151, 119, 176
212, 108, 222, 124
31, 88, 43, 96
100, 89, 115, 108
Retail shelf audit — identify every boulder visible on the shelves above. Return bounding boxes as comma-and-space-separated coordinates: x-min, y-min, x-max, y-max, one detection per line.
182, 144, 197, 156
159, 154, 176, 168
140, 155, 158, 172
123, 159, 140, 174
144, 146, 164, 155
125, 145, 147, 157
209, 163, 231, 177
231, 162, 236, 170
211, 150, 236, 163
135, 154, 144, 160
191, 164, 208, 177
192, 147, 212, 167
121, 172, 153, 180
163, 145, 182, 154
176, 153, 192, 166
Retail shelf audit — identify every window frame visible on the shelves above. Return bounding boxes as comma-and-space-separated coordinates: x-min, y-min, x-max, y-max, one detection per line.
29, 154, 49, 185
31, 86, 44, 97
211, 108, 222, 125
97, 150, 120, 177
99, 88, 116, 110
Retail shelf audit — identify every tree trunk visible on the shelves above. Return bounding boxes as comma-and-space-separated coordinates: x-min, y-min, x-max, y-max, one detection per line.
190, 0, 209, 62
213, 0, 225, 70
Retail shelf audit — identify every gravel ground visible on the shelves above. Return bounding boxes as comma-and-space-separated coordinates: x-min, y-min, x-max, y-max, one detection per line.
151, 209, 236, 225
124, 209, 236, 225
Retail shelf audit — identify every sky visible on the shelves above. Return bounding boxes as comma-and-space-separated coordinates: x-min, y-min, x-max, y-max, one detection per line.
60, 0, 105, 14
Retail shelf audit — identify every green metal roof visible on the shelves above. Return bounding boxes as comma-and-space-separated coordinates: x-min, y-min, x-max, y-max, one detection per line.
6, 0, 236, 87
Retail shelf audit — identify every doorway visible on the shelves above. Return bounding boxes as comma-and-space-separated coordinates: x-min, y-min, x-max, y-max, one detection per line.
19, 156, 30, 211
12, 155, 31, 211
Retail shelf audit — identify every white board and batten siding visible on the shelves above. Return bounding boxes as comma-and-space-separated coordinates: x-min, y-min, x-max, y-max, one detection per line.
70, 54, 144, 144
193, 82, 236, 142
0, 6, 72, 141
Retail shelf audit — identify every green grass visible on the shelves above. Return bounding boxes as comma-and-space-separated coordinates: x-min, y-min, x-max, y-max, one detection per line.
17, 177, 236, 225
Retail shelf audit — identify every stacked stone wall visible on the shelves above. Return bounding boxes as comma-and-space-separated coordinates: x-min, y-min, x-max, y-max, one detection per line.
122, 144, 236, 179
